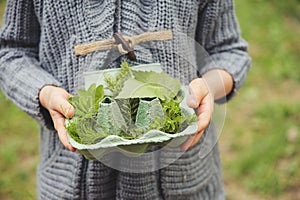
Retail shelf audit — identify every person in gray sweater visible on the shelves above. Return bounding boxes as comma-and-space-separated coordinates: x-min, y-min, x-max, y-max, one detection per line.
0, 0, 251, 199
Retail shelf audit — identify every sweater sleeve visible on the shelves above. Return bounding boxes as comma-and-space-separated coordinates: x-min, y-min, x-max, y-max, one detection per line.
0, 0, 61, 128
196, 0, 251, 102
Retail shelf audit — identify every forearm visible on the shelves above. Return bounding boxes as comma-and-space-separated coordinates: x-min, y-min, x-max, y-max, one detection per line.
196, 0, 251, 102
202, 69, 234, 101
0, 0, 62, 127
0, 49, 61, 121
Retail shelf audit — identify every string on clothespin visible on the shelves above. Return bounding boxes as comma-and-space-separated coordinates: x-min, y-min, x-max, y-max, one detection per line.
113, 32, 136, 61
74, 30, 173, 61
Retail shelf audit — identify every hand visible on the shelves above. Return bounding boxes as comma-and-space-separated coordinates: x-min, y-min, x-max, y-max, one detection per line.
39, 85, 76, 152
181, 78, 214, 151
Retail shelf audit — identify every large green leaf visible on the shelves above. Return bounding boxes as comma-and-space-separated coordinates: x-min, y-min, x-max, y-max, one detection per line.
116, 71, 181, 102
69, 84, 104, 114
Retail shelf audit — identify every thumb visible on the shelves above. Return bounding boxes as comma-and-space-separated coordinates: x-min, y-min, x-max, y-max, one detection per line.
51, 89, 74, 119
58, 99, 75, 119
187, 78, 208, 108
187, 93, 198, 108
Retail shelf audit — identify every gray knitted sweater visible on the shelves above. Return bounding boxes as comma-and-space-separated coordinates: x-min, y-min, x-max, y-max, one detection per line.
0, 0, 250, 199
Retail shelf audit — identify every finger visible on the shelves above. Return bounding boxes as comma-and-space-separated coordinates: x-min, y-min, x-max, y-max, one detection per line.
196, 97, 213, 132
181, 135, 195, 151
180, 130, 204, 151
189, 130, 204, 149
47, 89, 74, 118
51, 112, 76, 152
59, 101, 75, 119
187, 78, 208, 108
197, 112, 211, 133
186, 95, 198, 108
57, 126, 76, 152
180, 135, 195, 151
49, 96, 74, 119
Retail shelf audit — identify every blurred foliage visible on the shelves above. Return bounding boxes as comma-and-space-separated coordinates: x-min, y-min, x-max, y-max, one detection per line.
0, 1, 39, 200
0, 91, 39, 200
227, 102, 300, 196
221, 0, 300, 199
269, 0, 300, 20
237, 0, 300, 84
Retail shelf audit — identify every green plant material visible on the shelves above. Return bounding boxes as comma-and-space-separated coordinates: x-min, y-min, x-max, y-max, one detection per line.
160, 99, 182, 134
135, 98, 165, 129
66, 116, 109, 144
116, 71, 181, 102
115, 98, 142, 139
109, 98, 165, 140
160, 99, 198, 134
122, 115, 165, 139
97, 97, 127, 136
103, 61, 132, 97
69, 84, 105, 115
179, 112, 198, 132
116, 98, 140, 130
67, 84, 106, 144
123, 126, 144, 139
66, 64, 197, 144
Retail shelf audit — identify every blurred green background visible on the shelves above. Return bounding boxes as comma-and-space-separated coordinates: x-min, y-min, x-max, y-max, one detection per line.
0, 0, 300, 199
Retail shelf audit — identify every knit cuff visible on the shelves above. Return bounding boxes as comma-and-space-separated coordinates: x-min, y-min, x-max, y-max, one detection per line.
0, 49, 62, 129
21, 68, 62, 129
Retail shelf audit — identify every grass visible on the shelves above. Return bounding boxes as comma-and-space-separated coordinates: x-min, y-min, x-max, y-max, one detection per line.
226, 102, 300, 195
0, 2, 39, 199
0, 93, 39, 200
0, 0, 300, 199
220, 0, 300, 199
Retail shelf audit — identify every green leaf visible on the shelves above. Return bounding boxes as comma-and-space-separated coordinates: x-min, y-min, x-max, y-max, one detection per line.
69, 84, 104, 115
66, 116, 109, 145
67, 84, 106, 144
116, 98, 139, 128
116, 71, 181, 101
94, 85, 104, 110
161, 99, 186, 134
103, 61, 132, 97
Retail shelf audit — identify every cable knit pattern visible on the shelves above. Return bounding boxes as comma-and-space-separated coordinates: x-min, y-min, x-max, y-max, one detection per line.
0, 0, 251, 199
